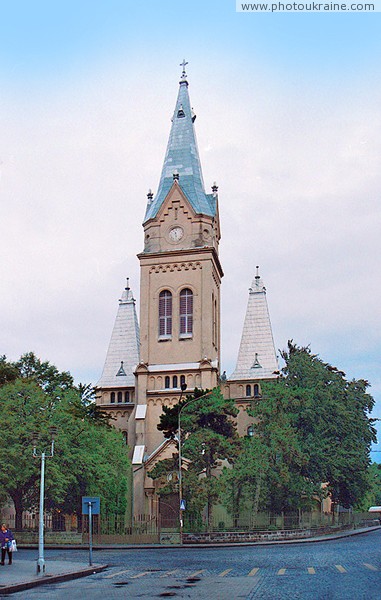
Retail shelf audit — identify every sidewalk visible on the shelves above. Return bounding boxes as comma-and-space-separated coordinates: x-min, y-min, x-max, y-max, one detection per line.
0, 559, 107, 596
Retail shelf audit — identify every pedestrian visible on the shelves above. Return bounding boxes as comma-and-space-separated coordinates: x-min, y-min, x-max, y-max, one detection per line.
0, 524, 14, 565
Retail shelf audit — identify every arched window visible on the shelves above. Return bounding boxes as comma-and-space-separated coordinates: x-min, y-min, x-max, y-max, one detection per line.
125, 391, 130, 402
122, 431, 128, 445
254, 384, 260, 398
117, 391, 123, 403
159, 290, 172, 337
246, 384, 251, 397
173, 375, 178, 388
179, 288, 193, 336
180, 375, 186, 388
110, 392, 115, 403
165, 376, 170, 389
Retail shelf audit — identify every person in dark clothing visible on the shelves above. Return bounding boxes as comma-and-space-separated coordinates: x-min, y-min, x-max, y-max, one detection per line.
0, 524, 14, 565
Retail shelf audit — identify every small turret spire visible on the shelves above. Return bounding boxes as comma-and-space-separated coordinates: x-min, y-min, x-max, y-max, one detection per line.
96, 279, 140, 389
230, 269, 278, 381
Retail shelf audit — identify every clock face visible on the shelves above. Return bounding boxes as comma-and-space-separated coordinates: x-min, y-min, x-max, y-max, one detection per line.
169, 226, 184, 242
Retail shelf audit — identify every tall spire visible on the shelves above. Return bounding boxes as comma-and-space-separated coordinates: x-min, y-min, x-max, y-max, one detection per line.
96, 279, 140, 388
230, 268, 279, 381
144, 63, 216, 222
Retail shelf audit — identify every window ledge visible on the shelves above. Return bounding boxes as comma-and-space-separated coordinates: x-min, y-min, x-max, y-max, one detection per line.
158, 335, 172, 342
179, 334, 193, 340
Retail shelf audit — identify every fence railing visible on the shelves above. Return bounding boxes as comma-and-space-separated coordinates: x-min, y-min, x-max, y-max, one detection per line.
5, 509, 378, 538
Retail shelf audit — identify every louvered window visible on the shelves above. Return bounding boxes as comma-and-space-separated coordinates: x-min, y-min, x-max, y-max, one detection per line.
179, 288, 193, 335
159, 290, 172, 337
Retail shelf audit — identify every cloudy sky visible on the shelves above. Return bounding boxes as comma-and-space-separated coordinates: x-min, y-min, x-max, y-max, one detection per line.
1, 1, 380, 456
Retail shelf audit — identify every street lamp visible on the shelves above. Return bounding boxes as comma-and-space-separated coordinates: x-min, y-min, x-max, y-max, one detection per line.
32, 426, 57, 574
177, 388, 213, 544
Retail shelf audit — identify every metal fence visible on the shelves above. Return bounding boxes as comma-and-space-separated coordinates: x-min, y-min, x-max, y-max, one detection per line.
181, 508, 377, 533
5, 509, 378, 539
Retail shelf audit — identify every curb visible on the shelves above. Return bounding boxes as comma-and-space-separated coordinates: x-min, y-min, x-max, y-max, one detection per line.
0, 564, 108, 596
17, 525, 381, 551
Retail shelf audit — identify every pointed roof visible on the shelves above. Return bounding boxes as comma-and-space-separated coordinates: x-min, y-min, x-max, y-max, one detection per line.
96, 279, 140, 388
229, 268, 279, 381
144, 67, 216, 222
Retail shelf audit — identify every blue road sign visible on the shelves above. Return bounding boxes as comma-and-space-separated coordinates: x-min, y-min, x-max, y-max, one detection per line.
82, 496, 100, 515
180, 499, 186, 511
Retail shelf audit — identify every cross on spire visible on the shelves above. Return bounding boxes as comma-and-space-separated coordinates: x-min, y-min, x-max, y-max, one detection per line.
180, 59, 188, 79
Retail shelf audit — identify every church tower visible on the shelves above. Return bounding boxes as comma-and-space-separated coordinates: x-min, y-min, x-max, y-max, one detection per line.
132, 64, 223, 514
139, 65, 222, 379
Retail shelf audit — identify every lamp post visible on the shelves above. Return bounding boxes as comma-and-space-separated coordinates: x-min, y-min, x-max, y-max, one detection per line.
177, 389, 213, 544
32, 426, 57, 575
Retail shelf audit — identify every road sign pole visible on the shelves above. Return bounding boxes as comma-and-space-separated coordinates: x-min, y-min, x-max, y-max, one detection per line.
88, 502, 93, 566
82, 496, 100, 566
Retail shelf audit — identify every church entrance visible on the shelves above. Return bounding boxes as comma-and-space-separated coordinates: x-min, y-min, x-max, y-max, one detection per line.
159, 493, 179, 529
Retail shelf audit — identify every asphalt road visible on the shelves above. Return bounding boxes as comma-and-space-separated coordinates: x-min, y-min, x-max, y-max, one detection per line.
9, 529, 381, 599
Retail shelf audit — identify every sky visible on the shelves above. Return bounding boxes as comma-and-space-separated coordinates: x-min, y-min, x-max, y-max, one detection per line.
1, 1, 380, 457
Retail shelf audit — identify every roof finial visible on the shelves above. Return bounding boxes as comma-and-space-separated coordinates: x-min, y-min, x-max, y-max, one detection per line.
126, 277, 130, 290
116, 361, 127, 377
147, 189, 153, 202
255, 265, 260, 279
252, 353, 262, 369
180, 59, 188, 80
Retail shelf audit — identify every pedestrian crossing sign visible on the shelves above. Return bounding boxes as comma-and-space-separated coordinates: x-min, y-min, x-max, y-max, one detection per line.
180, 499, 186, 510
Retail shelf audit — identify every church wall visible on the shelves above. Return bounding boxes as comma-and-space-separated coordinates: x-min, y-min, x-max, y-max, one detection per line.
138, 248, 221, 367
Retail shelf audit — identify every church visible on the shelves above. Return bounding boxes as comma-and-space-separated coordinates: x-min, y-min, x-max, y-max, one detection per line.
95, 64, 279, 518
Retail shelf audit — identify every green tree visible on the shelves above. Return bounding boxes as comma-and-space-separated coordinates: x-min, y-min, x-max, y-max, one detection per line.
355, 462, 381, 511
245, 342, 377, 513
0, 355, 129, 529
14, 352, 74, 394
0, 355, 18, 386
152, 388, 239, 528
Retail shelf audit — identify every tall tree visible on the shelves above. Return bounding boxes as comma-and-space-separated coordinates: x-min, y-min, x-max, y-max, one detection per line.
246, 342, 377, 512
0, 355, 129, 529
355, 462, 381, 511
152, 388, 239, 528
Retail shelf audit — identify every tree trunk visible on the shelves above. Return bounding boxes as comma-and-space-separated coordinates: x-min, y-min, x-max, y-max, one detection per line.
206, 464, 212, 532
331, 502, 336, 525
233, 484, 242, 529
11, 491, 24, 531
251, 474, 262, 528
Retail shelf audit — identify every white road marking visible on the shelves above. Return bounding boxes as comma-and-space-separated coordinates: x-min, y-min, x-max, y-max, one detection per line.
219, 568, 232, 577
189, 569, 205, 577
104, 569, 130, 579
335, 564, 347, 573
364, 563, 378, 571
130, 571, 150, 579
